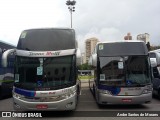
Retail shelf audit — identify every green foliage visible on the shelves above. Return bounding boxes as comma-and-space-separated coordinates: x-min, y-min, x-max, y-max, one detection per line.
78, 63, 92, 70
78, 75, 94, 80
146, 42, 160, 51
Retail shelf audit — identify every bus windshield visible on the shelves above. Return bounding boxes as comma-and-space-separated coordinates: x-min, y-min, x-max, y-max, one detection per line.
99, 56, 151, 86
14, 55, 75, 90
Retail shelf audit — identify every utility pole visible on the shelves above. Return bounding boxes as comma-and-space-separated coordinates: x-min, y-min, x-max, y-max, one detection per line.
66, 0, 76, 28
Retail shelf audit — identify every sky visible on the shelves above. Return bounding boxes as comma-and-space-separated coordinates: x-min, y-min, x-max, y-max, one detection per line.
0, 0, 160, 52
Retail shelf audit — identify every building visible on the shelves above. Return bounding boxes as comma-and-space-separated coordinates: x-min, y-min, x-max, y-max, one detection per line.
137, 33, 150, 43
85, 37, 99, 63
124, 33, 132, 40
81, 52, 86, 64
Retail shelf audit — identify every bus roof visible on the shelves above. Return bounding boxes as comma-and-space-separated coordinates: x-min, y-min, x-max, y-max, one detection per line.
23, 27, 73, 31
0, 40, 16, 48
17, 28, 76, 51
0, 40, 16, 54
96, 40, 145, 45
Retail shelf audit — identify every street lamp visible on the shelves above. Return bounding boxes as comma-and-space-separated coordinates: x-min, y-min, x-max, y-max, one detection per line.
66, 0, 76, 28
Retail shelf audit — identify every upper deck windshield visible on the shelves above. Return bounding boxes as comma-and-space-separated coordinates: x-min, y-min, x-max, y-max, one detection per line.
17, 29, 76, 51
98, 56, 151, 86
14, 55, 76, 90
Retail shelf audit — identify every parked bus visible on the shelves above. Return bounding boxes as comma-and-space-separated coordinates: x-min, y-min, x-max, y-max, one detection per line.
149, 49, 160, 98
0, 40, 15, 99
2, 28, 81, 110
89, 40, 152, 105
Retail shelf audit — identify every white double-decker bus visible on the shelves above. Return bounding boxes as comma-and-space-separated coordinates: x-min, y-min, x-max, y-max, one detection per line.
2, 28, 81, 110
0, 41, 15, 99
89, 40, 152, 105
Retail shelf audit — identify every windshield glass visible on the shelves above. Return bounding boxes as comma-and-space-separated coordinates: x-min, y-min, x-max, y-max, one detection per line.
14, 55, 75, 90
99, 56, 151, 86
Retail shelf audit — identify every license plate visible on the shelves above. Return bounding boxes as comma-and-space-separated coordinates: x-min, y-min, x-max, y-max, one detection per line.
122, 99, 132, 102
36, 104, 48, 109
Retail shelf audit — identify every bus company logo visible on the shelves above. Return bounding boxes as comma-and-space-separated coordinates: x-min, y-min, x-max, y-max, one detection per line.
46, 51, 60, 56
29, 52, 44, 56
46, 52, 52, 56
48, 92, 55, 94
40, 92, 48, 95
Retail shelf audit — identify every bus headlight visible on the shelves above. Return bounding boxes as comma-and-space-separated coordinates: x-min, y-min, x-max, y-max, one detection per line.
142, 89, 152, 94
61, 90, 76, 99
13, 92, 24, 99
142, 86, 152, 94
99, 89, 110, 94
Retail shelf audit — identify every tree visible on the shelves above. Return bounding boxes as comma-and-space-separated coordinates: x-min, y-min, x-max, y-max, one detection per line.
146, 42, 151, 51
78, 63, 92, 70
150, 45, 160, 51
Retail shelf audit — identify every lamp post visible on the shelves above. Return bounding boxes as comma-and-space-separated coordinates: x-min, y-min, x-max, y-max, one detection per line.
66, 0, 76, 28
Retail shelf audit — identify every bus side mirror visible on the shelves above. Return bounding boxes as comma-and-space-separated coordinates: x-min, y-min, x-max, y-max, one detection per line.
2, 49, 15, 67
150, 58, 157, 67
76, 48, 81, 66
92, 54, 97, 67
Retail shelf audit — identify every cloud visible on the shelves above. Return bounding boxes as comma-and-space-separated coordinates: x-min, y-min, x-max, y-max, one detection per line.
73, 0, 160, 52
0, 0, 160, 51
77, 27, 122, 52
0, 0, 64, 45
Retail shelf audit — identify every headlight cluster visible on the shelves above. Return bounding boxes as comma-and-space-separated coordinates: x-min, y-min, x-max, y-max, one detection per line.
61, 90, 76, 99
142, 85, 153, 94
13, 92, 24, 99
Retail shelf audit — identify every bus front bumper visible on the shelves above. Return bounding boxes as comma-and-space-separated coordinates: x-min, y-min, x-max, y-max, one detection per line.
13, 93, 77, 111
98, 92, 152, 104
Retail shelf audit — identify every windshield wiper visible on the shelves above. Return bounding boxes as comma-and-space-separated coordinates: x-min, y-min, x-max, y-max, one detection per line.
14, 82, 31, 89
126, 81, 146, 87
14, 82, 22, 87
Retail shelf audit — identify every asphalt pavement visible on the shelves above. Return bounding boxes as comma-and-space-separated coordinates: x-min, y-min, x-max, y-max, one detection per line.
0, 79, 160, 119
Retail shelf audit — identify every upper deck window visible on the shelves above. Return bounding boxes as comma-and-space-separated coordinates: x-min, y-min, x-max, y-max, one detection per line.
97, 42, 148, 57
